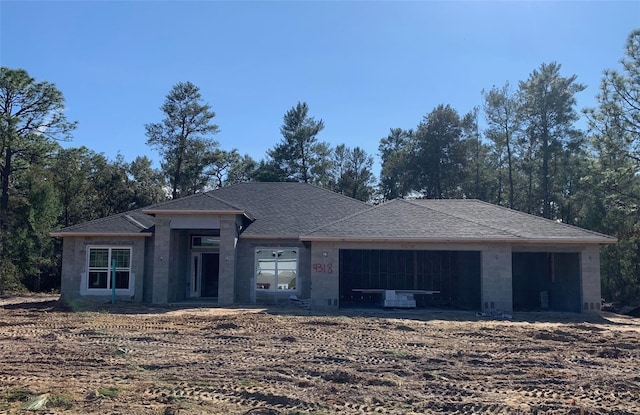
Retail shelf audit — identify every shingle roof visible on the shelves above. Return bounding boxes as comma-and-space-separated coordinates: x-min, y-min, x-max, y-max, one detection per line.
209, 182, 369, 237
142, 192, 245, 213
49, 210, 155, 236
51, 183, 369, 238
409, 199, 615, 242
51, 186, 615, 244
302, 199, 616, 244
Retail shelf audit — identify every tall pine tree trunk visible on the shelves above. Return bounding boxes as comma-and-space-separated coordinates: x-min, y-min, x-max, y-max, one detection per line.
0, 146, 11, 253
541, 125, 551, 219
506, 130, 514, 209
0, 146, 11, 293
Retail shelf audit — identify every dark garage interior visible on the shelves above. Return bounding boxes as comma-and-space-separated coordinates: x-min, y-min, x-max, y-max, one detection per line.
339, 249, 481, 309
512, 252, 581, 312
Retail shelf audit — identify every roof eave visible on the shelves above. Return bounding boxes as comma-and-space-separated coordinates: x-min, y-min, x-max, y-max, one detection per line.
300, 236, 514, 243
512, 237, 617, 245
50, 232, 153, 238
299, 236, 617, 244
142, 209, 246, 215
239, 234, 302, 240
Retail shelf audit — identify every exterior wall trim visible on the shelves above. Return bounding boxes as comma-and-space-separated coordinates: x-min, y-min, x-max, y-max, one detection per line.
240, 234, 303, 240
143, 209, 246, 215
80, 272, 136, 296
51, 233, 151, 237
299, 236, 614, 244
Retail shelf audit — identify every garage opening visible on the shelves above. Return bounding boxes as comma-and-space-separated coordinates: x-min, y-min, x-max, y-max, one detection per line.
512, 252, 581, 312
339, 250, 481, 309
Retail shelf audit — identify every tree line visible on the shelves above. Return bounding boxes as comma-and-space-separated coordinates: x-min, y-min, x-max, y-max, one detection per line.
1, 30, 639, 306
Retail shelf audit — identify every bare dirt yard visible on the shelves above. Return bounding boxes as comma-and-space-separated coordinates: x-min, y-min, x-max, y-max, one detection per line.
1, 294, 639, 415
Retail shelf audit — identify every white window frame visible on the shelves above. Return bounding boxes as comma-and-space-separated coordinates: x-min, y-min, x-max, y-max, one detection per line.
255, 248, 299, 292
80, 246, 134, 296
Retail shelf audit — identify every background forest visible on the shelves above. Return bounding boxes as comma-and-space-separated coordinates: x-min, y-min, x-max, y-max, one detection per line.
1, 30, 639, 307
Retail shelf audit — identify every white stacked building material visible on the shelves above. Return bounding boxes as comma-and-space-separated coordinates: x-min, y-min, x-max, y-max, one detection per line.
383, 290, 416, 308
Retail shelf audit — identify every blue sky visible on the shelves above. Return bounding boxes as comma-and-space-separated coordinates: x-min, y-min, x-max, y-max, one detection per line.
1, 1, 639, 176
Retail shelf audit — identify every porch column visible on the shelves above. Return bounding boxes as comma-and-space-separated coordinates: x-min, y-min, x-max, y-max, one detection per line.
218, 216, 237, 305
481, 244, 513, 313
152, 217, 171, 304
581, 245, 602, 312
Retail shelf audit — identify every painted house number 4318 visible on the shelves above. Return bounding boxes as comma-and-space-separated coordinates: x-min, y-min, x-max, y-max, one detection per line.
313, 263, 333, 274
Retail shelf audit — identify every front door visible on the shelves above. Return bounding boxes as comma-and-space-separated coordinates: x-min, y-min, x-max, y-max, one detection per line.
201, 253, 219, 298
190, 252, 220, 298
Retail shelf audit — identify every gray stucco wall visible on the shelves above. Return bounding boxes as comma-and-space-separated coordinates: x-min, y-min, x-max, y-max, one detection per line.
60, 237, 80, 301
59, 235, 148, 303
151, 217, 171, 304
581, 245, 602, 312
217, 217, 239, 305
481, 244, 513, 313
309, 242, 340, 310
168, 229, 189, 303
143, 236, 155, 302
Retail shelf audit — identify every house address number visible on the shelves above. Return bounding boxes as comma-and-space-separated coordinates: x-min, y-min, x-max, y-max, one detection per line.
313, 263, 333, 274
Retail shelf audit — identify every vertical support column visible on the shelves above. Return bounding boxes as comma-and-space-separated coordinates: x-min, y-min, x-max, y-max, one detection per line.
581, 245, 602, 313
218, 216, 237, 305
60, 236, 80, 301
133, 238, 145, 302
152, 217, 171, 304
310, 242, 339, 310
481, 244, 513, 313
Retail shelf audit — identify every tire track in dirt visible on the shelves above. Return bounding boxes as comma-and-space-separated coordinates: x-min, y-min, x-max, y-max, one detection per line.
2, 299, 640, 414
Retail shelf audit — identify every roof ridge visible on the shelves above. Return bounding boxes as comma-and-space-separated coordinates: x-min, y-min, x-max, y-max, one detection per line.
470, 199, 617, 240
224, 181, 370, 206
56, 208, 148, 232
144, 192, 204, 210
302, 182, 371, 206
123, 213, 148, 230
405, 199, 522, 238
303, 199, 387, 235
202, 191, 255, 220
203, 191, 245, 211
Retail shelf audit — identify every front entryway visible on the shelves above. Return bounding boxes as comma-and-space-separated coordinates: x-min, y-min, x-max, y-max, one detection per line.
190, 252, 220, 298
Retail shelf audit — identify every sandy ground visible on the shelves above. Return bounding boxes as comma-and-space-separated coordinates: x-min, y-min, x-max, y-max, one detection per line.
1, 294, 639, 415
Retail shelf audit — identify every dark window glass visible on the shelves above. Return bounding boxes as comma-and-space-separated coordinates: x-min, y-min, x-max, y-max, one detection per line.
89, 271, 108, 289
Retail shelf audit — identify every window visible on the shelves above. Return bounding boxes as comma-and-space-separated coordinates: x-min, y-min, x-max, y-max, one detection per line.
256, 248, 298, 291
191, 235, 220, 249
87, 247, 132, 290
